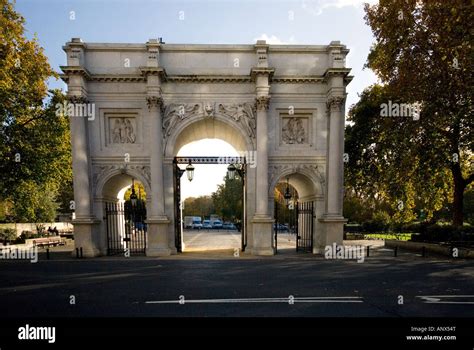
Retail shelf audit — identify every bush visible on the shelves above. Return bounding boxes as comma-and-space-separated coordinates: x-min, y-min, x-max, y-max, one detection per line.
361, 220, 388, 232
410, 225, 474, 242
344, 224, 362, 233
0, 228, 17, 243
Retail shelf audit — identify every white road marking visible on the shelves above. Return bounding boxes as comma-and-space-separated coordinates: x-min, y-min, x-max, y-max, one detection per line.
144, 296, 363, 304
416, 295, 474, 305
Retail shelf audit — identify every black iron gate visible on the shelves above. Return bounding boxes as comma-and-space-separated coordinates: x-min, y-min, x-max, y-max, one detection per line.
274, 201, 314, 253
173, 159, 184, 253
105, 201, 147, 256
296, 201, 314, 253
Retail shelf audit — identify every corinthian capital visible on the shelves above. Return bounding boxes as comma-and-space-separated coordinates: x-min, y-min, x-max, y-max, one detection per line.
326, 95, 345, 112
147, 95, 164, 113
255, 96, 271, 111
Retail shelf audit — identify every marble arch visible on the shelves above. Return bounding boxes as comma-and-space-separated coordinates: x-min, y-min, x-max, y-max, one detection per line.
61, 38, 352, 257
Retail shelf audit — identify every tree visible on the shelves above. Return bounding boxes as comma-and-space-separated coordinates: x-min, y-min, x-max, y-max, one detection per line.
0, 1, 72, 222
212, 176, 243, 222
345, 85, 452, 225
362, 0, 473, 225
183, 196, 214, 218
11, 180, 58, 222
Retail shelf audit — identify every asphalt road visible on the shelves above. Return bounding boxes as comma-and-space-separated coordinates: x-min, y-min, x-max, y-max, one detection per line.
0, 247, 473, 318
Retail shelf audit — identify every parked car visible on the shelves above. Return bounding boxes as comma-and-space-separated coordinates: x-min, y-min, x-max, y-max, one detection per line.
212, 220, 223, 229
222, 222, 237, 230
192, 217, 203, 230
202, 220, 213, 229
273, 223, 289, 232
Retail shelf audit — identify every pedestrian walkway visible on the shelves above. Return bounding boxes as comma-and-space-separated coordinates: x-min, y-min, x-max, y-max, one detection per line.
183, 229, 241, 252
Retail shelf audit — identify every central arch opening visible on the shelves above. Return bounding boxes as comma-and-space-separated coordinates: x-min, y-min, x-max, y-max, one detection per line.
177, 140, 242, 253
171, 117, 252, 254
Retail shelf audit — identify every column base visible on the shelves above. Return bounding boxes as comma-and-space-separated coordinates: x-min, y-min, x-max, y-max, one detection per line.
146, 247, 172, 257
72, 217, 102, 258
251, 215, 274, 256
249, 247, 274, 256
70, 247, 101, 258
146, 216, 171, 257
318, 215, 347, 249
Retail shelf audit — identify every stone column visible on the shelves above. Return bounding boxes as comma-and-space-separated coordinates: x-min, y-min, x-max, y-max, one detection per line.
62, 38, 101, 257
255, 95, 271, 216
250, 40, 274, 256
143, 39, 171, 256
325, 96, 345, 215
68, 97, 100, 257
319, 95, 347, 247
145, 96, 171, 256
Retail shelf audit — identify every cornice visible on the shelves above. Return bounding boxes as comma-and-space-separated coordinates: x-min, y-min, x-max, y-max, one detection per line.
323, 68, 352, 82
250, 67, 275, 81
166, 75, 252, 83
59, 66, 91, 82
60, 71, 330, 85
139, 66, 168, 81
273, 76, 324, 83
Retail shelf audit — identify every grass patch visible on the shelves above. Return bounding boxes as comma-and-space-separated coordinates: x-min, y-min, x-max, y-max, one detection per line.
364, 233, 412, 241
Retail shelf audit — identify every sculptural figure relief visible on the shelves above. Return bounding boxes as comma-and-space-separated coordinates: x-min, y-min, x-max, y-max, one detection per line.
218, 103, 256, 138
162, 102, 256, 139
282, 117, 306, 144
110, 118, 136, 144
162, 103, 201, 136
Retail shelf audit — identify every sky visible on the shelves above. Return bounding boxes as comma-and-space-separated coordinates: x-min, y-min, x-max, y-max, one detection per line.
15, 0, 378, 199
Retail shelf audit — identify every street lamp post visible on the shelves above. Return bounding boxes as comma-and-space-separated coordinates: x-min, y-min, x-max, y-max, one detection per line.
284, 177, 292, 208
130, 178, 138, 207
226, 163, 247, 251
185, 160, 195, 182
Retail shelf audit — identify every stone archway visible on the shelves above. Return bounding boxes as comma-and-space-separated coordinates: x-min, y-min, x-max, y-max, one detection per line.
162, 111, 257, 254
91, 168, 151, 256
62, 38, 351, 258
269, 168, 326, 254
163, 102, 256, 157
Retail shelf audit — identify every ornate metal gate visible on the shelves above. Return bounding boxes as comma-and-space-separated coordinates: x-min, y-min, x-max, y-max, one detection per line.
105, 201, 147, 256
274, 200, 314, 253
296, 201, 314, 253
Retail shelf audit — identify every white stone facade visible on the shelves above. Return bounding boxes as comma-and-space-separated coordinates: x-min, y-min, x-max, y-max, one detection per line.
61, 38, 352, 257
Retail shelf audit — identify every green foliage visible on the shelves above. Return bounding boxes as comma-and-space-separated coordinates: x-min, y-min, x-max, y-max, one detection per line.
345, 84, 452, 227
0, 1, 72, 222
0, 228, 16, 242
212, 175, 243, 222
362, 0, 473, 226
411, 224, 474, 242
183, 196, 214, 218
182, 175, 243, 222
363, 233, 412, 241
124, 182, 146, 202
11, 180, 58, 222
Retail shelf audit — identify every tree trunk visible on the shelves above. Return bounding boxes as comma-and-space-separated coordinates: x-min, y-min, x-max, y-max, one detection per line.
452, 165, 465, 227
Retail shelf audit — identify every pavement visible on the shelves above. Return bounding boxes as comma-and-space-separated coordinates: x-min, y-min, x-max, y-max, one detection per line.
0, 233, 473, 318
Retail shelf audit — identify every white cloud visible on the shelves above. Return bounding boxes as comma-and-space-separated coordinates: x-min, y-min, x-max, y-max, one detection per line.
253, 34, 296, 45
302, 0, 378, 16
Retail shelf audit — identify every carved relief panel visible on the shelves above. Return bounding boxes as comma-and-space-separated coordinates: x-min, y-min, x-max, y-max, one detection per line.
278, 109, 314, 147
281, 116, 308, 144
109, 117, 136, 144
102, 111, 141, 147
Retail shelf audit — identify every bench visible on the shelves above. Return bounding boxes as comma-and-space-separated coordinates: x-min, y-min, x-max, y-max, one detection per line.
32, 237, 65, 248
